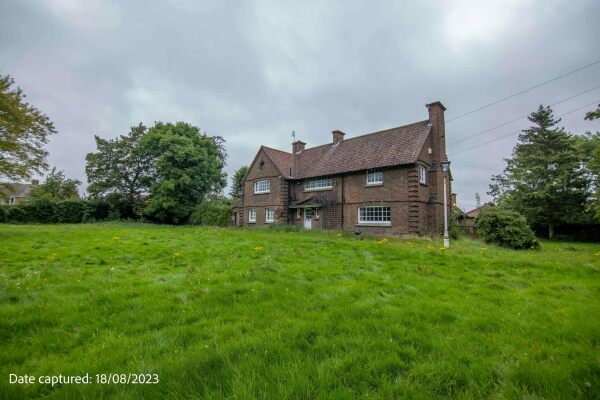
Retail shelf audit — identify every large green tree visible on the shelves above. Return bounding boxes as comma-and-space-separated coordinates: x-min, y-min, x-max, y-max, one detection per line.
229, 165, 248, 199
577, 105, 600, 219
85, 123, 155, 209
489, 105, 590, 238
140, 122, 227, 224
0, 74, 55, 180
29, 167, 81, 201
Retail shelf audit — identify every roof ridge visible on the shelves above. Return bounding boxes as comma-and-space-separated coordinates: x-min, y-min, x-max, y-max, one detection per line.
294, 119, 430, 153
262, 145, 292, 155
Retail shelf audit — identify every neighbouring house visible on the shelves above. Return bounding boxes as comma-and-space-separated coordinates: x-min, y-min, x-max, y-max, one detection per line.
456, 203, 492, 234
0, 180, 39, 205
232, 101, 453, 236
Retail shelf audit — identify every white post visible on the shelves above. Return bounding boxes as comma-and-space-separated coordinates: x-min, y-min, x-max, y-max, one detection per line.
443, 176, 449, 248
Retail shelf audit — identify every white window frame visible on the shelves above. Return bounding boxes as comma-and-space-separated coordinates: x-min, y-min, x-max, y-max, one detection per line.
248, 208, 256, 223
358, 206, 391, 225
419, 165, 428, 185
304, 177, 332, 191
265, 208, 275, 223
315, 208, 320, 219
366, 169, 383, 185
253, 180, 270, 194
296, 209, 301, 219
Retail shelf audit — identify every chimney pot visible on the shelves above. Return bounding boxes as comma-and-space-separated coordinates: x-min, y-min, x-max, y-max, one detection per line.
332, 130, 345, 144
31, 179, 39, 186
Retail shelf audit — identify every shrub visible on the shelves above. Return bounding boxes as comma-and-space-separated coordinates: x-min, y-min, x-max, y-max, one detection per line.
6, 205, 29, 223
56, 201, 85, 223
189, 196, 230, 226
0, 205, 8, 222
27, 198, 58, 223
475, 208, 539, 249
83, 199, 113, 222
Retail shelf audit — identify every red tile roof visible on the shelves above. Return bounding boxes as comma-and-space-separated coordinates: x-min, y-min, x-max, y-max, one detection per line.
262, 120, 431, 179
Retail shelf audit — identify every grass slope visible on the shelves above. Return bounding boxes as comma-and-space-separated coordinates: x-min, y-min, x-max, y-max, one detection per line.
0, 223, 599, 399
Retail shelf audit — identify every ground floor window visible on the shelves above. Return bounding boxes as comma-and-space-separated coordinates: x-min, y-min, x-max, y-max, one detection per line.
248, 208, 256, 223
358, 206, 391, 224
296, 209, 301, 219
265, 208, 275, 223
315, 208, 320, 219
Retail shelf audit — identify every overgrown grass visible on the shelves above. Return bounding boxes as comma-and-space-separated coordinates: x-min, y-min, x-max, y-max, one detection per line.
0, 223, 599, 399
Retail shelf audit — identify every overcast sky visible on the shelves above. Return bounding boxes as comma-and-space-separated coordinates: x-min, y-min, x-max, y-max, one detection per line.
1, 0, 599, 211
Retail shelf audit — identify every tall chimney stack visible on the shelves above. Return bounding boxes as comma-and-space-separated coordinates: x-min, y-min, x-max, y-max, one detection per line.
426, 101, 447, 164
332, 130, 345, 144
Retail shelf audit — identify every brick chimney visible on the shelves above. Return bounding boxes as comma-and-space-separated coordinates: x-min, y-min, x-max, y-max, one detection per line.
292, 140, 306, 154
426, 101, 447, 164
332, 130, 345, 144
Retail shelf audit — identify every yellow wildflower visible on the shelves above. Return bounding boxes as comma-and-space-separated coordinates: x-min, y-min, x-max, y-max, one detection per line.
112, 236, 120, 241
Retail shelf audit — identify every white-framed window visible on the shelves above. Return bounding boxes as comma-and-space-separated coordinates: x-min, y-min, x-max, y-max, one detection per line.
265, 208, 275, 223
358, 206, 391, 225
253, 180, 270, 194
304, 177, 332, 191
248, 208, 256, 223
419, 165, 427, 184
366, 169, 383, 185
296, 209, 301, 219
315, 208, 320, 219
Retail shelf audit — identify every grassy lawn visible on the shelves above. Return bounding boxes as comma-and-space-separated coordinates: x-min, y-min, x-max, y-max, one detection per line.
0, 223, 599, 399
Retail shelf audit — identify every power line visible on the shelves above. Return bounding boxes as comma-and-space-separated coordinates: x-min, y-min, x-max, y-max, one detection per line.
446, 60, 600, 123
448, 84, 600, 147
449, 100, 600, 156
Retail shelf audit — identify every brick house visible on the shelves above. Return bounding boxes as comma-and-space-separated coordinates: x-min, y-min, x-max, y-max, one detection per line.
0, 180, 39, 205
232, 101, 452, 236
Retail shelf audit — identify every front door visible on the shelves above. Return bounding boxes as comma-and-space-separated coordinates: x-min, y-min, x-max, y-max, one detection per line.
304, 208, 312, 230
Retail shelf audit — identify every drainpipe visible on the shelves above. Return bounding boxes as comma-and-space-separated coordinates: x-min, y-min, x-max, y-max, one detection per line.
341, 175, 345, 229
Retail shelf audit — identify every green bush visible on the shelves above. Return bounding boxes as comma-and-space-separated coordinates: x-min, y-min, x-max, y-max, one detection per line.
27, 198, 58, 223
189, 197, 230, 226
0, 205, 8, 222
83, 199, 113, 222
475, 208, 539, 249
6, 205, 29, 223
56, 201, 85, 223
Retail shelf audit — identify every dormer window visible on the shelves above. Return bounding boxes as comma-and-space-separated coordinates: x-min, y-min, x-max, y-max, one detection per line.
253, 180, 270, 194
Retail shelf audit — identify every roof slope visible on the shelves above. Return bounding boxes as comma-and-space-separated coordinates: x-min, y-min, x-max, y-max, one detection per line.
261, 146, 293, 177
261, 120, 431, 179
0, 183, 35, 197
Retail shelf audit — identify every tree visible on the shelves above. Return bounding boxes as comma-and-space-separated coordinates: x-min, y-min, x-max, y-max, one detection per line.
30, 167, 80, 201
475, 192, 481, 209
489, 105, 590, 238
85, 123, 155, 215
585, 104, 600, 121
0, 74, 55, 180
140, 122, 227, 224
230, 166, 248, 198
576, 130, 600, 220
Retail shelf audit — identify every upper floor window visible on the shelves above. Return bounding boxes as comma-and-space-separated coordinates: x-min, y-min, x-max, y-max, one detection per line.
419, 165, 427, 185
366, 169, 383, 185
253, 180, 270, 194
265, 208, 275, 223
304, 177, 332, 191
248, 208, 256, 223
358, 206, 391, 225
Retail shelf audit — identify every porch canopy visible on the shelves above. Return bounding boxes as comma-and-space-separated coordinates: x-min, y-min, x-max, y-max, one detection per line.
288, 197, 322, 209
